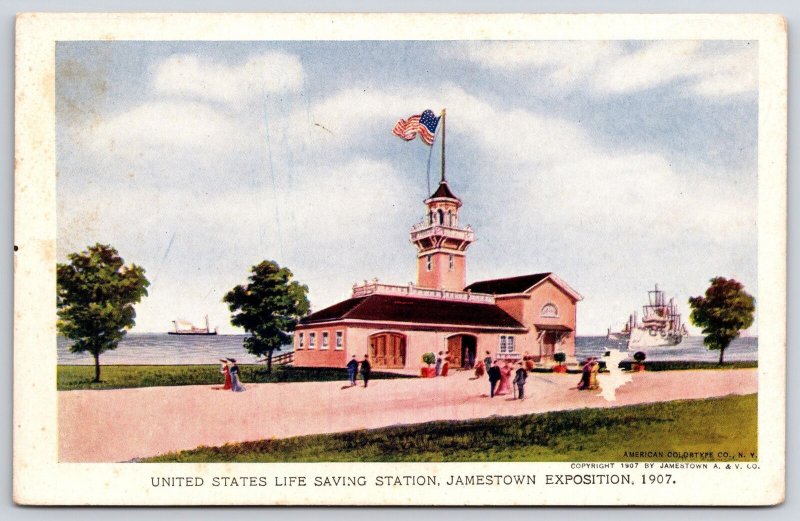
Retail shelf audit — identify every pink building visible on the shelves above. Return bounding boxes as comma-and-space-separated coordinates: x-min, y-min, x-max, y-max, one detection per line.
293, 179, 582, 370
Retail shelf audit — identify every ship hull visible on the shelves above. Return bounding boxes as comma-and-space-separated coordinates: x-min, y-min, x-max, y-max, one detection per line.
627, 328, 682, 349
167, 331, 218, 336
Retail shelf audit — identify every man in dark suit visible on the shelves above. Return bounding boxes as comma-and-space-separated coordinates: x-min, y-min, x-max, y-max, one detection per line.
346, 355, 359, 386
360, 354, 372, 388
488, 360, 501, 398
513, 361, 528, 400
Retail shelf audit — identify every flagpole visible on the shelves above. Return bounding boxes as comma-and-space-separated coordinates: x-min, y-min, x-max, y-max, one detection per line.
440, 108, 446, 183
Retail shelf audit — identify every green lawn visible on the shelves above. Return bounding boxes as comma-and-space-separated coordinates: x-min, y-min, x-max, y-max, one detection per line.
143, 393, 757, 463
57, 364, 414, 391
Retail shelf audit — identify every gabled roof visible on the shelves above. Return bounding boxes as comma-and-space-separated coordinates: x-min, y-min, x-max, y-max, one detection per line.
465, 273, 551, 295
428, 181, 459, 200
300, 294, 525, 329
465, 273, 583, 301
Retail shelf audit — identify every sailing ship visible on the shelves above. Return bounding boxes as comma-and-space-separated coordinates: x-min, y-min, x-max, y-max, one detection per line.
607, 311, 636, 341
168, 315, 218, 336
623, 285, 688, 349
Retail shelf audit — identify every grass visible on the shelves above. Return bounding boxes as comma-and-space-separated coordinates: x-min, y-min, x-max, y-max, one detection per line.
617, 360, 758, 372
57, 365, 414, 391
143, 393, 757, 463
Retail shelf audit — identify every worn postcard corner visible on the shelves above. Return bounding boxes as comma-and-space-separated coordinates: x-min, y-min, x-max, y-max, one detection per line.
13, 12, 786, 506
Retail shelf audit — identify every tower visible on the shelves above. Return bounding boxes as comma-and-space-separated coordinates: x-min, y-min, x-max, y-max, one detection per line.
409, 179, 474, 291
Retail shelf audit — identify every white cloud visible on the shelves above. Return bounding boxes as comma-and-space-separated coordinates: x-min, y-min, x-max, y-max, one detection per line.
458, 41, 757, 100
86, 100, 258, 159
152, 52, 304, 105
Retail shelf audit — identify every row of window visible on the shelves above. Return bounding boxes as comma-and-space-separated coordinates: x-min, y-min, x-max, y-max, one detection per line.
499, 335, 516, 353
425, 254, 455, 272
297, 331, 343, 351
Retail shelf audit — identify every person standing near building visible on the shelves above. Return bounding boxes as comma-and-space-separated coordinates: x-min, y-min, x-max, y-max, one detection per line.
435, 351, 443, 376
488, 360, 501, 398
346, 355, 359, 387
513, 361, 528, 400
360, 354, 372, 388
483, 351, 493, 378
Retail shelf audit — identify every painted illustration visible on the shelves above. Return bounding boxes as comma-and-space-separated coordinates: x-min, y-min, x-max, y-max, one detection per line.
55, 40, 760, 465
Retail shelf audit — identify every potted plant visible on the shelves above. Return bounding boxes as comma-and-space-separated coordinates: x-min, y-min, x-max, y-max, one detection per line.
632, 351, 647, 371
552, 352, 567, 373
421, 352, 436, 378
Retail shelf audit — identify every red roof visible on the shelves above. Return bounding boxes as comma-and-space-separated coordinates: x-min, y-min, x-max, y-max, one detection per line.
300, 294, 525, 330
464, 273, 552, 295
428, 181, 459, 200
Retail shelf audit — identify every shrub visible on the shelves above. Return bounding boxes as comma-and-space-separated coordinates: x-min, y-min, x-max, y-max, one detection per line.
633, 351, 647, 363
553, 352, 567, 364
422, 352, 436, 366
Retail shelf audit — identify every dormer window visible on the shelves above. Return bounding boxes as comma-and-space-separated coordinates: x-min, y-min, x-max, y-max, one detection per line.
541, 303, 559, 318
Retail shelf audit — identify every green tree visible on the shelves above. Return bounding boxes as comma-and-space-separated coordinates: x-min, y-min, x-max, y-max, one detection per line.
223, 260, 310, 372
57, 244, 150, 382
688, 277, 755, 365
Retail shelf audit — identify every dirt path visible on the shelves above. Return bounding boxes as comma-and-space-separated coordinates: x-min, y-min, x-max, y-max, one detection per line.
58, 368, 757, 462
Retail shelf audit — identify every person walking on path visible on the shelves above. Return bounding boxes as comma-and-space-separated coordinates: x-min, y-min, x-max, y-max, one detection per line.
441, 354, 450, 377
435, 351, 443, 376
513, 361, 528, 400
346, 355, 359, 387
488, 361, 501, 398
360, 354, 372, 388
215, 359, 232, 390
227, 358, 246, 392
483, 351, 493, 378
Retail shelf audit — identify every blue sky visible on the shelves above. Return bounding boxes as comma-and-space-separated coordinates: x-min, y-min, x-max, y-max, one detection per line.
56, 40, 758, 334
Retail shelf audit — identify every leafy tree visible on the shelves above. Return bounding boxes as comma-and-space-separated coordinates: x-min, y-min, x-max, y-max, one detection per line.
57, 244, 149, 382
688, 277, 755, 365
223, 260, 310, 372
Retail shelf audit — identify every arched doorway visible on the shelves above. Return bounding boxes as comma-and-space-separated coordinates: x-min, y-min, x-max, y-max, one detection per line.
369, 332, 406, 369
446, 334, 478, 368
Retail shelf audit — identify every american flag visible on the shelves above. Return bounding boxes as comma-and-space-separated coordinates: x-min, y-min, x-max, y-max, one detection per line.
392, 109, 440, 145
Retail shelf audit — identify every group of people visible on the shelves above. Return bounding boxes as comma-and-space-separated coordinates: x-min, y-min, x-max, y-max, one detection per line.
216, 358, 246, 392
473, 351, 528, 400
346, 355, 372, 387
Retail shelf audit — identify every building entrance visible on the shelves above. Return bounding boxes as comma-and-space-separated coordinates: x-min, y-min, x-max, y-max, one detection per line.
369, 333, 406, 368
446, 334, 477, 368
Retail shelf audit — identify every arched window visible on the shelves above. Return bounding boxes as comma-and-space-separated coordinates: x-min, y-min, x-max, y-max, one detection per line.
437, 209, 444, 225
540, 303, 559, 318
447, 210, 453, 226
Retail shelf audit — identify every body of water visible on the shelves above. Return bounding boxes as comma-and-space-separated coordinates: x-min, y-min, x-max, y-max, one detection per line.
57, 333, 758, 365
576, 335, 758, 363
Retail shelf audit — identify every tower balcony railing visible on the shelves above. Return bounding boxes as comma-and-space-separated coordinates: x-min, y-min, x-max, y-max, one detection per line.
352, 280, 495, 304
409, 222, 474, 243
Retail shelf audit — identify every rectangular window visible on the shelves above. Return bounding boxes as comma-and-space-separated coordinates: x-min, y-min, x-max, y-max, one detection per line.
321, 331, 329, 350
309, 332, 316, 349
335, 331, 344, 350
449, 254, 454, 271
499, 335, 515, 353
426, 254, 432, 271
297, 332, 304, 350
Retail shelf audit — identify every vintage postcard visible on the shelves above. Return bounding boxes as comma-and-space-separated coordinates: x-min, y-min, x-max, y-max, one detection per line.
13, 13, 786, 505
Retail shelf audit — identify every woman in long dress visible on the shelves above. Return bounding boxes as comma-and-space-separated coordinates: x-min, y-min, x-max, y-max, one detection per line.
473, 360, 486, 379
496, 361, 513, 395
441, 355, 450, 377
217, 359, 232, 390
227, 358, 246, 392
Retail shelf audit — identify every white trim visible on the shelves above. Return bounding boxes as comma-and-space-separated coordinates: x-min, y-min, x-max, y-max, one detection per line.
296, 332, 304, 350
417, 249, 466, 258
321, 331, 329, 350
308, 332, 316, 349
527, 274, 583, 301
540, 302, 560, 318
335, 330, 344, 350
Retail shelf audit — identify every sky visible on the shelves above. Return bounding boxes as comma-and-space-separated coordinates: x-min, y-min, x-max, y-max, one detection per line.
55, 40, 758, 335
